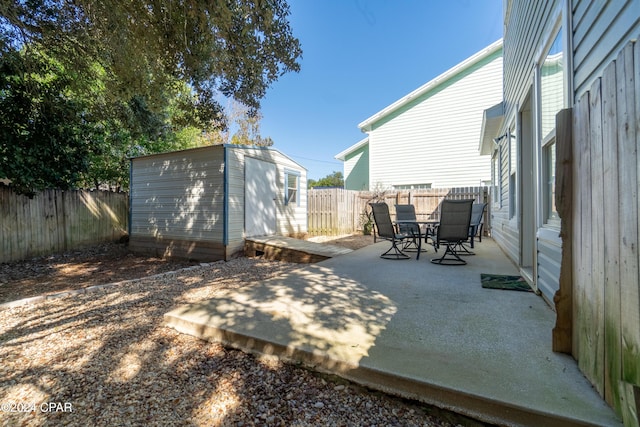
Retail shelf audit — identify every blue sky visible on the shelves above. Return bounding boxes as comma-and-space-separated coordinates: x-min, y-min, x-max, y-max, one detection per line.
258, 0, 503, 181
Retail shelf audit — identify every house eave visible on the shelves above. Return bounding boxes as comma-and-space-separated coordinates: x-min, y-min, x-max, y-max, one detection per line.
479, 102, 505, 155
358, 38, 503, 131
335, 137, 369, 161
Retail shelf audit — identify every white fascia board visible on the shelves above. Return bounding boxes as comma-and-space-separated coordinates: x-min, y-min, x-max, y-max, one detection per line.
335, 137, 369, 161
358, 38, 504, 132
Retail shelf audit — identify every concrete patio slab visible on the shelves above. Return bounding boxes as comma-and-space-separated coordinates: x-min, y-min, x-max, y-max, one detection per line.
164, 238, 622, 427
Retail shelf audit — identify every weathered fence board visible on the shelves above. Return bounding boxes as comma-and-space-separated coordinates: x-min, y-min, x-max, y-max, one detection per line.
589, 76, 606, 396
571, 36, 640, 420
306, 189, 358, 236
307, 187, 489, 236
602, 54, 622, 407
0, 188, 128, 263
617, 40, 640, 407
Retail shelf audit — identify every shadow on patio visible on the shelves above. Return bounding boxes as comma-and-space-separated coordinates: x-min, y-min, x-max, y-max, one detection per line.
164, 238, 621, 427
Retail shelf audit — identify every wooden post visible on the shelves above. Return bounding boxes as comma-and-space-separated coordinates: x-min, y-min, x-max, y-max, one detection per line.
552, 108, 574, 354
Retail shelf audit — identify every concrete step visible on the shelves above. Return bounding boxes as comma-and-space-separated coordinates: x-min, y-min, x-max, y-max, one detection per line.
245, 235, 352, 263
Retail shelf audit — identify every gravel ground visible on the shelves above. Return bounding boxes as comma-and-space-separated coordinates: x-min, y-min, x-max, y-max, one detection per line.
0, 235, 374, 305
0, 252, 480, 427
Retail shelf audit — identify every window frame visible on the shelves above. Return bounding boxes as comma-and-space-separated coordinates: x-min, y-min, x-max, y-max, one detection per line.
393, 183, 432, 190
536, 22, 566, 229
543, 133, 559, 225
492, 146, 502, 209
284, 169, 300, 206
508, 125, 517, 220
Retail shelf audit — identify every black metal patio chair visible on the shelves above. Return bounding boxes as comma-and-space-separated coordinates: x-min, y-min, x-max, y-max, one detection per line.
468, 202, 487, 249
430, 199, 474, 265
452, 201, 489, 256
369, 203, 411, 260
394, 204, 425, 254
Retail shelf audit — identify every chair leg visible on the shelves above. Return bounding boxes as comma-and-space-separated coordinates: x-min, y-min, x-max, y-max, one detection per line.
457, 241, 475, 256
401, 231, 426, 254
380, 238, 410, 260
430, 242, 467, 265
426, 229, 438, 253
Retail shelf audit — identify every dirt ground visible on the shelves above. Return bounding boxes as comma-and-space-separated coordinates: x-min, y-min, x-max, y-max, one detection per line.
0, 234, 375, 305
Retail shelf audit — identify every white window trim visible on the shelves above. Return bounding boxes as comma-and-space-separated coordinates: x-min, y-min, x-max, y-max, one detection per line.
508, 125, 517, 220
284, 169, 300, 206
535, 15, 566, 231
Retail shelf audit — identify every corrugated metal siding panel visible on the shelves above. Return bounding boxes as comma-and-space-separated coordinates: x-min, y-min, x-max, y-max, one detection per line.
369, 53, 503, 189
130, 147, 225, 242
573, 0, 640, 98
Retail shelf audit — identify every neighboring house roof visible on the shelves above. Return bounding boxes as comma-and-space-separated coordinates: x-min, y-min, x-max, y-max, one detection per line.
334, 137, 369, 161
358, 39, 503, 132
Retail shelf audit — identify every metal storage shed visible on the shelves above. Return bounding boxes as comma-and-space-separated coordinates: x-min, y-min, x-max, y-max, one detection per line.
128, 144, 307, 261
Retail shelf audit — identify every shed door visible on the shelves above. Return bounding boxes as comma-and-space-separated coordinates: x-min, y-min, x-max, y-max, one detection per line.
245, 157, 277, 237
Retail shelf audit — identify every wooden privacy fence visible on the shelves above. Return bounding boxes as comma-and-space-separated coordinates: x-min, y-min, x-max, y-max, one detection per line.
307, 188, 359, 236
0, 188, 128, 263
565, 37, 640, 420
307, 187, 489, 236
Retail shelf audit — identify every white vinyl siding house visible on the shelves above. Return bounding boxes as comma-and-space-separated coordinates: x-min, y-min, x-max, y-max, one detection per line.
485, 0, 640, 302
572, 0, 640, 97
481, 0, 640, 420
336, 40, 503, 191
129, 145, 307, 261
335, 137, 369, 191
483, 0, 571, 300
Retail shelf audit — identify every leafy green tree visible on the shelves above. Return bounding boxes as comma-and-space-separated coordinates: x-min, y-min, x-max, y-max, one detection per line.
308, 171, 344, 189
0, 48, 94, 196
227, 100, 274, 147
77, 88, 213, 191
1, 0, 302, 112
1, 0, 301, 194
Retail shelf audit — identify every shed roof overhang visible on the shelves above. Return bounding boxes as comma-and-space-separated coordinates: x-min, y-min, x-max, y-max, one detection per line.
479, 102, 505, 155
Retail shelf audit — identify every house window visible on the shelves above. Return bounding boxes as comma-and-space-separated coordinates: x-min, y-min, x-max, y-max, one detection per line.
492, 148, 501, 208
508, 127, 517, 219
394, 183, 432, 190
540, 30, 564, 142
285, 170, 300, 206
544, 140, 558, 221
539, 28, 564, 225
509, 173, 517, 218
